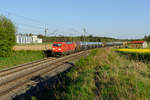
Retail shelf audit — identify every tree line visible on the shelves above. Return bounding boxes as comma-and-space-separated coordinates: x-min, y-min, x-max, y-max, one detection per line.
38, 34, 121, 43
0, 16, 16, 57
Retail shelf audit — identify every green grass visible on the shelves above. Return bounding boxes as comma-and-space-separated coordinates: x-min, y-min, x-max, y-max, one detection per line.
30, 49, 99, 100
63, 50, 98, 100
0, 50, 45, 70
63, 48, 150, 99
147, 43, 150, 49
31, 48, 150, 100
96, 48, 150, 100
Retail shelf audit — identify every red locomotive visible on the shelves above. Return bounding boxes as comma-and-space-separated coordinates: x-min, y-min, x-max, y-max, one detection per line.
52, 42, 76, 55
51, 41, 124, 56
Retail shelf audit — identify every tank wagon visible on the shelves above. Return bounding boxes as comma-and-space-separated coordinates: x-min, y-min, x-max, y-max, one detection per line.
105, 42, 123, 46
52, 41, 123, 56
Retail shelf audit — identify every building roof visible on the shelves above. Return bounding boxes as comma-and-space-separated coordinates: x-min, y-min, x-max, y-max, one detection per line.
130, 41, 145, 44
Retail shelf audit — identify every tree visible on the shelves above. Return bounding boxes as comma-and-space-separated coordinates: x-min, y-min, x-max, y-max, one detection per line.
37, 34, 43, 38
144, 35, 150, 43
0, 16, 16, 57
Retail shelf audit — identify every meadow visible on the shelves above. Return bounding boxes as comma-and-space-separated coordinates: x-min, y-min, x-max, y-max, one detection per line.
0, 50, 45, 70
31, 48, 150, 100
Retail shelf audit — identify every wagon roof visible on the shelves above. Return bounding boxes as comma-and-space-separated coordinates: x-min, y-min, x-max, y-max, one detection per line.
130, 41, 145, 44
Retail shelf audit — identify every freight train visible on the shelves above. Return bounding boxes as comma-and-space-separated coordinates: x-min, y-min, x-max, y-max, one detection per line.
51, 41, 124, 56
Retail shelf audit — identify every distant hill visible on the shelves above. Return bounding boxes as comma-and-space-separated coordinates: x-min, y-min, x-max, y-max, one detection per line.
37, 35, 123, 42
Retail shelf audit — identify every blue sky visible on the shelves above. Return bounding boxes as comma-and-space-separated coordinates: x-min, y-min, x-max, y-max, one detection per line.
0, 0, 150, 39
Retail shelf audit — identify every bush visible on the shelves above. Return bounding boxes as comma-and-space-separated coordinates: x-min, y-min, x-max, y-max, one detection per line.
0, 16, 16, 57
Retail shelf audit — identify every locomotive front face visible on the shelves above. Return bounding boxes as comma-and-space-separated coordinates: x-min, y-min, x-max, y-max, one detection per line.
52, 43, 63, 53
52, 42, 76, 56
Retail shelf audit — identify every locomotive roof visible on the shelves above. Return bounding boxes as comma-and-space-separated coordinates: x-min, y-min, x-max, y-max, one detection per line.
53, 42, 73, 44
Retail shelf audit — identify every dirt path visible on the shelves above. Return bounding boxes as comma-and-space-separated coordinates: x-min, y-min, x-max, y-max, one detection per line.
13, 44, 52, 51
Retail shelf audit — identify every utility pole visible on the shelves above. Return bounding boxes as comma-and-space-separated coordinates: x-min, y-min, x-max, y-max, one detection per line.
45, 26, 48, 50
72, 33, 73, 42
83, 28, 87, 42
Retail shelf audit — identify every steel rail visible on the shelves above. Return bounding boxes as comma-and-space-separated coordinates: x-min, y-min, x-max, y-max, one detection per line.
0, 51, 88, 99
0, 57, 57, 77
0, 51, 86, 86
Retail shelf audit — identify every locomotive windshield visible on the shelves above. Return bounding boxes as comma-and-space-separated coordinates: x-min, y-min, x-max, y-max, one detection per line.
53, 44, 62, 47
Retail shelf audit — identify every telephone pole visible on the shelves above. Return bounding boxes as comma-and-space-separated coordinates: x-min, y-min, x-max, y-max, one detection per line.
83, 28, 87, 42
45, 26, 48, 50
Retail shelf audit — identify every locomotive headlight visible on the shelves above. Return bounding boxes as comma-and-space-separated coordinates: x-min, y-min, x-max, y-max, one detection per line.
53, 48, 55, 50
58, 48, 61, 50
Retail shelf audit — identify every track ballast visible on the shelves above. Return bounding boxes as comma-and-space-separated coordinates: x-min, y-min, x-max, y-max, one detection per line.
0, 51, 88, 100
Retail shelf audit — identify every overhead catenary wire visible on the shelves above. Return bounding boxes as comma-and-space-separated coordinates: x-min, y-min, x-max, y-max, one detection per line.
17, 27, 44, 34
0, 9, 60, 31
15, 22, 45, 30
0, 9, 51, 37
0, 9, 85, 38
0, 9, 46, 26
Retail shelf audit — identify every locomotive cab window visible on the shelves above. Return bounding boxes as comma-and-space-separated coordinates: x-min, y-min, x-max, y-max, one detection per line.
53, 44, 62, 47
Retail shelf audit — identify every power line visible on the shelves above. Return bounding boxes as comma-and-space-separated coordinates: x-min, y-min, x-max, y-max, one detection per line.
17, 27, 44, 34
0, 9, 46, 26
0, 9, 59, 31
47, 29, 59, 36
0, 9, 51, 38
15, 22, 45, 29
0, 9, 83, 37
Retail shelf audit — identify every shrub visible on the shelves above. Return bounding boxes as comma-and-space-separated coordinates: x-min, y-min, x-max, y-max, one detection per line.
0, 16, 16, 57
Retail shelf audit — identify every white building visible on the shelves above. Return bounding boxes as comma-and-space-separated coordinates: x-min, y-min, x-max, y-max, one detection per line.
16, 34, 43, 44
32, 35, 43, 43
142, 41, 148, 48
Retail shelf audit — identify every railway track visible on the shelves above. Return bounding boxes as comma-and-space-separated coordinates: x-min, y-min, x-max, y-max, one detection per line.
0, 57, 57, 77
0, 51, 88, 100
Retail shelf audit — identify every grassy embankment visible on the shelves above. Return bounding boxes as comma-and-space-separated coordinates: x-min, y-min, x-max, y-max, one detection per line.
32, 48, 150, 100
0, 51, 45, 70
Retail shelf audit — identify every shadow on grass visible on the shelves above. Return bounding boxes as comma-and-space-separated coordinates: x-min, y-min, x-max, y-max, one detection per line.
12, 62, 75, 100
